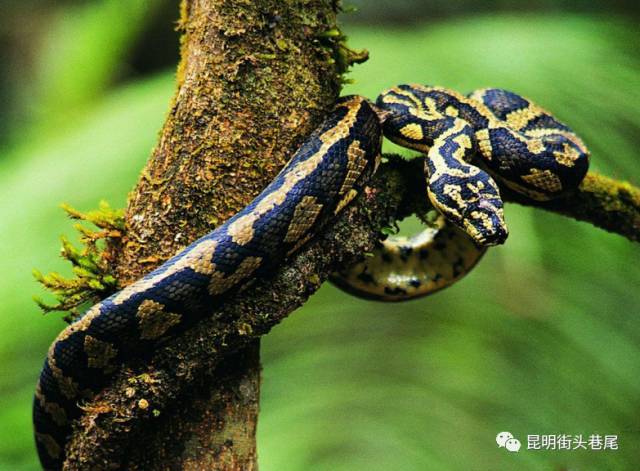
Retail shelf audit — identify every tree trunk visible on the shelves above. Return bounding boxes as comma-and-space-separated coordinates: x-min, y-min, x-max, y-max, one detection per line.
69, 0, 343, 468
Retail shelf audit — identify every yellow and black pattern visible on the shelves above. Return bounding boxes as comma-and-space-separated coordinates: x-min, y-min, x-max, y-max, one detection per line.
34, 85, 590, 469
332, 84, 589, 300
379, 84, 589, 243
33, 96, 382, 470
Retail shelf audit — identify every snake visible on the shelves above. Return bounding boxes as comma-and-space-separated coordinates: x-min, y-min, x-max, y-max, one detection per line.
33, 86, 589, 469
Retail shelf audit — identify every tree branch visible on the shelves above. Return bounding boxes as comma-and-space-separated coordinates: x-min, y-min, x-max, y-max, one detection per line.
501, 172, 640, 242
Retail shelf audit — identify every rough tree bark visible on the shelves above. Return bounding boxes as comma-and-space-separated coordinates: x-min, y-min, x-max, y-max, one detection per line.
66, 0, 350, 468
61, 1, 640, 469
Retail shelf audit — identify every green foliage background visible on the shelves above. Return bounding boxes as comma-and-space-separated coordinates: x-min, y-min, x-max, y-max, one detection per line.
0, 1, 638, 469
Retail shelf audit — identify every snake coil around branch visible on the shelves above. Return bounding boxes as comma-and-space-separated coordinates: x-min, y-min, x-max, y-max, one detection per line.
34, 85, 639, 470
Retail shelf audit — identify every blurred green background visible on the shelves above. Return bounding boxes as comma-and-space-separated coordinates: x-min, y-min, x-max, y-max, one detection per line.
1, 1, 639, 470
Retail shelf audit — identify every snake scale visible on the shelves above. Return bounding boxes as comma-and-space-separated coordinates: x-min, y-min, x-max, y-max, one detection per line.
34, 85, 589, 469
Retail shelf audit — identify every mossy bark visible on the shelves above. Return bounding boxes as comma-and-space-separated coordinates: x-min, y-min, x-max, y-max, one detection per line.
66, 0, 345, 468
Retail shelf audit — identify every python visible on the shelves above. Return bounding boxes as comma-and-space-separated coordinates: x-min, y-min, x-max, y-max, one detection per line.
34, 86, 588, 470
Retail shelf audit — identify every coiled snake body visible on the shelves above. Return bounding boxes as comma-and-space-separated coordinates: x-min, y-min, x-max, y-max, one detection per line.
34, 86, 589, 469
336, 85, 589, 299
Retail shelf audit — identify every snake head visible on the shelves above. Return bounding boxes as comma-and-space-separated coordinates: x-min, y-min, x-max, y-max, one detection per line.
458, 175, 508, 246
460, 197, 509, 246
429, 173, 509, 247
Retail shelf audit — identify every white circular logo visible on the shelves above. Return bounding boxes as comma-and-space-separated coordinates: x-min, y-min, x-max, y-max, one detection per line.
496, 432, 521, 453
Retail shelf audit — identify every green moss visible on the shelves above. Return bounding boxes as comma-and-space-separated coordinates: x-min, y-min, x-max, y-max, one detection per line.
33, 201, 123, 322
